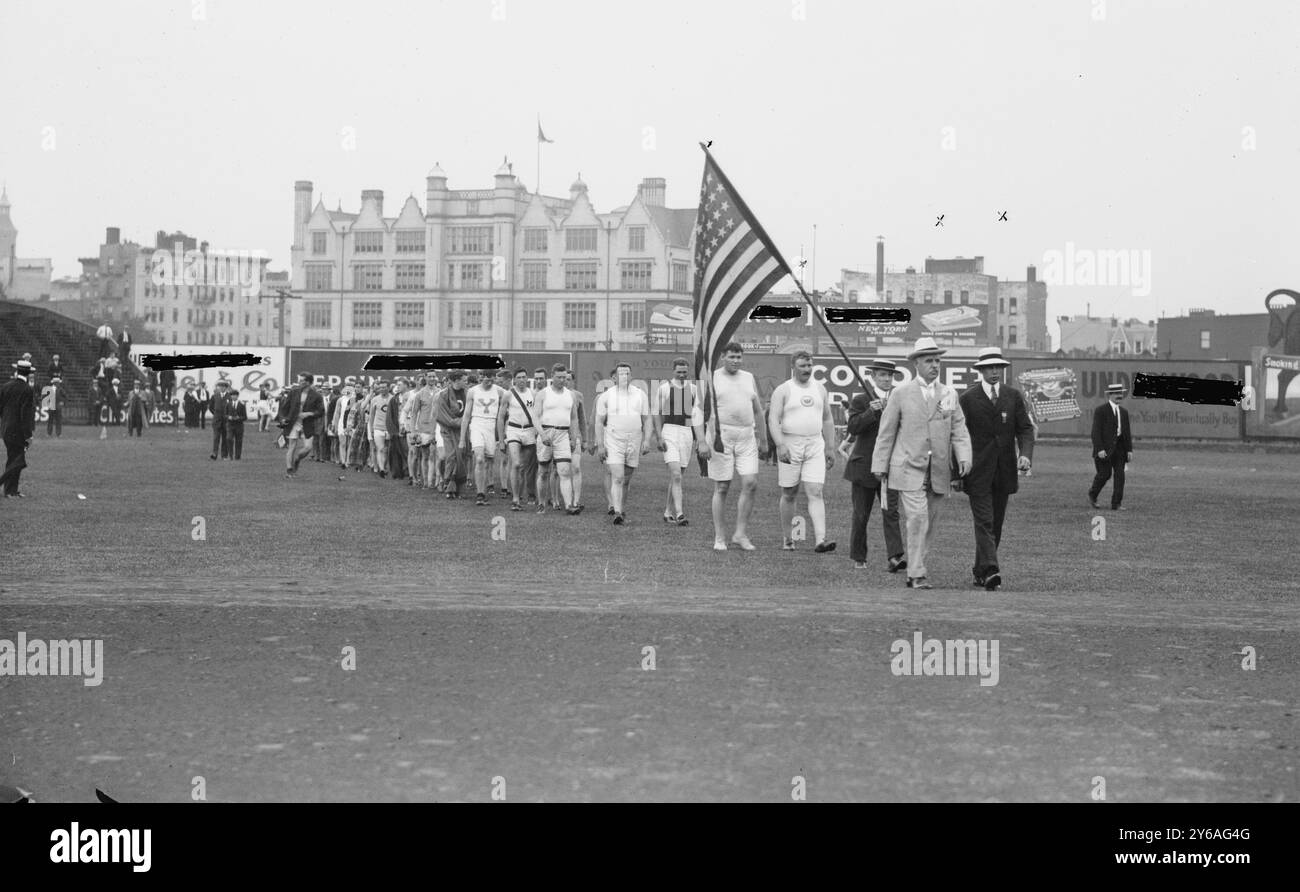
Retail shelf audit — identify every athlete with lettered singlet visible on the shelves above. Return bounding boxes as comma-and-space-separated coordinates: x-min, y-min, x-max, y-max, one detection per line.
461, 371, 507, 506
706, 342, 769, 551
502, 368, 537, 512
768, 350, 837, 553
532, 363, 582, 515
592, 371, 616, 514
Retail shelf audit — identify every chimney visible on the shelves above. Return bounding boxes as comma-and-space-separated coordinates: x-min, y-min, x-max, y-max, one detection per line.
875, 237, 885, 297
200, 240, 209, 254
1027, 264, 1036, 283
293, 180, 313, 250
639, 177, 666, 208
106, 227, 120, 246
361, 189, 384, 215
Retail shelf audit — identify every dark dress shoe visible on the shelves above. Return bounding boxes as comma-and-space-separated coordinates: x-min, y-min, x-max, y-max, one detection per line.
1088, 497, 1100, 509
888, 556, 907, 573
972, 576, 985, 588
983, 572, 1002, 591
814, 541, 836, 553
906, 577, 933, 590
1112, 505, 1127, 511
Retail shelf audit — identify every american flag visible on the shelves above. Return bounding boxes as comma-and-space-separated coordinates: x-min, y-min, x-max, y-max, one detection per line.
691, 147, 792, 382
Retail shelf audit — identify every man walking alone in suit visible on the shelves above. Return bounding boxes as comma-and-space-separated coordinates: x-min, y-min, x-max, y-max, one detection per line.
872, 338, 971, 590
1089, 382, 1133, 510
0, 359, 37, 498
844, 359, 906, 572
958, 347, 1035, 592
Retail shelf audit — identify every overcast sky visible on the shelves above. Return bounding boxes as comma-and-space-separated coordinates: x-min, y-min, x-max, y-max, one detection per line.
3, 0, 1295, 346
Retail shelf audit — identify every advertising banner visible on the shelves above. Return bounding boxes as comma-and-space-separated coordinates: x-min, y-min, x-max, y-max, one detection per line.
1243, 348, 1300, 439
811, 354, 993, 411
133, 344, 286, 402
1016, 359, 1244, 439
288, 349, 573, 389
1016, 367, 1083, 423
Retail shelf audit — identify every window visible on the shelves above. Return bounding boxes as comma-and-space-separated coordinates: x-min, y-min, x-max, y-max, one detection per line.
446, 226, 493, 254
305, 266, 332, 291
923, 291, 933, 303
395, 263, 425, 290
460, 262, 486, 290
619, 301, 645, 330
621, 261, 652, 291
564, 341, 597, 350
907, 290, 915, 300
393, 338, 424, 348
1009, 325, 1018, 346
564, 262, 598, 290
186, 309, 192, 323
522, 263, 548, 290
627, 226, 646, 251
353, 264, 383, 291
351, 338, 382, 348
461, 302, 484, 330
395, 230, 424, 253
521, 339, 547, 350
885, 290, 892, 301
672, 262, 688, 293
173, 308, 178, 322
312, 232, 327, 255
944, 290, 953, 303
565, 228, 598, 252
244, 313, 249, 326
465, 200, 479, 216
563, 302, 597, 330
1134, 339, 1143, 352
304, 338, 331, 347
1009, 297, 1018, 313
524, 229, 548, 252
395, 302, 425, 329
352, 301, 382, 329
1200, 330, 1210, 349
354, 231, 384, 253
522, 302, 547, 330
960, 289, 969, 304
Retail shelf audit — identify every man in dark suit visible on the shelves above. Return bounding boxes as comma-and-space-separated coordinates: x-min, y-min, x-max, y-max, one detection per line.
0, 360, 37, 498
314, 387, 337, 462
1088, 382, 1133, 511
958, 347, 1035, 591
224, 385, 246, 460
844, 359, 905, 572
209, 381, 233, 458
277, 372, 326, 478
41, 376, 67, 437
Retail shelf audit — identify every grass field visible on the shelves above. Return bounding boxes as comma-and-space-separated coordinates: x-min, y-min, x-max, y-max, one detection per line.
1, 424, 1296, 801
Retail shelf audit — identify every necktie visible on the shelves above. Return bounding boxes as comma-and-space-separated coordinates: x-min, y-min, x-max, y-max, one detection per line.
992, 384, 999, 401
1114, 404, 1121, 437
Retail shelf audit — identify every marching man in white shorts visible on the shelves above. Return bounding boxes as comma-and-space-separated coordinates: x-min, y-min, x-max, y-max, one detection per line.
653, 357, 709, 525
706, 342, 769, 551
594, 362, 653, 526
502, 368, 537, 512
460, 370, 507, 506
531, 363, 582, 515
768, 350, 837, 553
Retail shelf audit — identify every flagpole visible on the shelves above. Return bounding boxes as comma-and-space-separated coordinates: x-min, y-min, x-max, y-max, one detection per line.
696, 142, 869, 396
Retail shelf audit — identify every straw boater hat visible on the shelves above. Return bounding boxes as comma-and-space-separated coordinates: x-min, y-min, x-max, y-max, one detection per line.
1106, 383, 1127, 396
972, 347, 1011, 368
867, 358, 898, 373
907, 337, 946, 360
12, 359, 33, 377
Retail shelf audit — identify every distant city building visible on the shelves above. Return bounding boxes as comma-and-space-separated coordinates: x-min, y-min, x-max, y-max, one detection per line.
0, 188, 55, 302
1157, 309, 1267, 361
1057, 314, 1157, 356
79, 227, 271, 347
288, 163, 697, 350
840, 245, 1049, 352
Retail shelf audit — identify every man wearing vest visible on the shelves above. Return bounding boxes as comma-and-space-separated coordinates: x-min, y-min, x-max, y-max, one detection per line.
769, 351, 837, 553
1089, 382, 1133, 511
958, 347, 1035, 591
654, 358, 710, 525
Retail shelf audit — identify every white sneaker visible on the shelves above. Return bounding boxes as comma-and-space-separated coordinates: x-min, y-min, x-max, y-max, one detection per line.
713, 539, 728, 552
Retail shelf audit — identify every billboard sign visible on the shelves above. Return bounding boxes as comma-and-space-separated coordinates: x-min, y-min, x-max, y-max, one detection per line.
288, 349, 573, 389
133, 344, 286, 401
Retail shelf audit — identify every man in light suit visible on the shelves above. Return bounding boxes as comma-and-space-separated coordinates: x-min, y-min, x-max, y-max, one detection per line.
871, 338, 971, 589
958, 347, 1035, 592
843, 358, 906, 572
